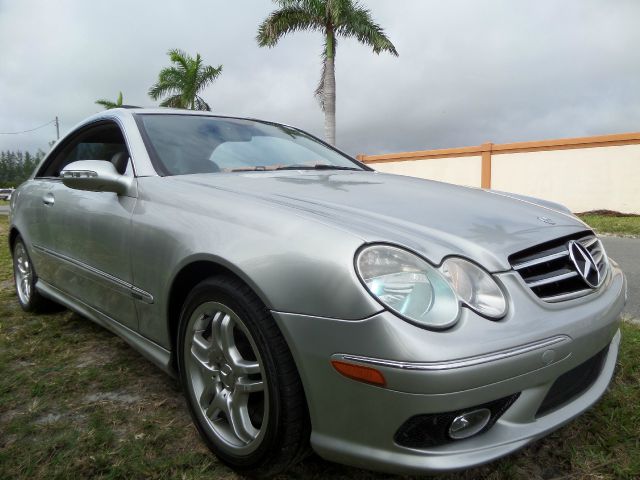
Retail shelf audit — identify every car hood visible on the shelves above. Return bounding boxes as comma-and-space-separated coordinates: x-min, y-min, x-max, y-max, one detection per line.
171, 171, 590, 271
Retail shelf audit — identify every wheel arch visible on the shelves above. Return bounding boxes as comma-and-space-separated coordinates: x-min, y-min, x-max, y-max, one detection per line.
166, 257, 275, 370
8, 226, 20, 252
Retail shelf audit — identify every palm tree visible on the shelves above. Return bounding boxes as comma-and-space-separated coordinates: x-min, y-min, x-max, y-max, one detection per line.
148, 49, 223, 111
257, 0, 398, 145
95, 91, 124, 109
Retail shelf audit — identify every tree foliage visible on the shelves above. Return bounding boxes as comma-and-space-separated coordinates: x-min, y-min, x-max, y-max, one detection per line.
148, 49, 223, 111
95, 91, 124, 110
257, 0, 398, 144
0, 150, 44, 187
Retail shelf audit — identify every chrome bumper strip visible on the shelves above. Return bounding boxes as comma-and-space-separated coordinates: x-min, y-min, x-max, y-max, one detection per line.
332, 335, 570, 371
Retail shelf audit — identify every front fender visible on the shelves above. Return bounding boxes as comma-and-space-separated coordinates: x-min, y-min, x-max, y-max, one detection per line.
131, 177, 383, 348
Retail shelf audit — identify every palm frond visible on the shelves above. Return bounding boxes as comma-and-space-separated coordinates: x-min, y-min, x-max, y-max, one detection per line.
274, 0, 298, 6
336, 4, 398, 55
275, 0, 325, 16
257, 6, 322, 47
95, 92, 124, 110
157, 67, 186, 88
167, 49, 191, 75
148, 74, 180, 100
328, 0, 352, 25
197, 65, 223, 90
193, 96, 211, 111
159, 94, 185, 108
149, 49, 222, 110
95, 99, 118, 109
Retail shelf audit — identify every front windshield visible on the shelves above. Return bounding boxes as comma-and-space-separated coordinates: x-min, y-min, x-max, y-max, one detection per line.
136, 114, 366, 176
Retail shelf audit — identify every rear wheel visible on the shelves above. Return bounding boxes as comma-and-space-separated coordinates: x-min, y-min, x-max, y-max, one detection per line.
12, 236, 59, 312
177, 276, 309, 476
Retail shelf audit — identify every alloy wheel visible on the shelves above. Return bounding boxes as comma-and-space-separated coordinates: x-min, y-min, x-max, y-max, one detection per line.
184, 301, 268, 455
14, 242, 32, 305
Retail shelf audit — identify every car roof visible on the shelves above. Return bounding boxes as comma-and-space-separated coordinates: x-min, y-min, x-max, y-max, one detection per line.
98, 107, 283, 122
78, 108, 298, 135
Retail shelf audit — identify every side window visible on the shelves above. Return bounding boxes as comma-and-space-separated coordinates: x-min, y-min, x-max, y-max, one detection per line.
36, 122, 131, 178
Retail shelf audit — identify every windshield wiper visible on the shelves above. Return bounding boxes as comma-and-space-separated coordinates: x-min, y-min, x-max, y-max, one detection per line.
230, 164, 363, 172
230, 166, 270, 172
274, 164, 362, 171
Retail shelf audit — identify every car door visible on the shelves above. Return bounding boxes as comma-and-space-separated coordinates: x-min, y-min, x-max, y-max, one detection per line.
14, 179, 58, 283
37, 121, 139, 331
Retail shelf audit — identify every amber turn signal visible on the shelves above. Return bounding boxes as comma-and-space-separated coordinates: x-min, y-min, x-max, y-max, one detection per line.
331, 360, 386, 387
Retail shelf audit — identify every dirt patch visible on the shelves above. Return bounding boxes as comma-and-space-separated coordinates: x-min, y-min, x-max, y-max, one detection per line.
0, 409, 23, 425
83, 391, 141, 404
33, 411, 88, 427
75, 346, 115, 368
0, 434, 18, 449
12, 359, 36, 368
34, 413, 63, 425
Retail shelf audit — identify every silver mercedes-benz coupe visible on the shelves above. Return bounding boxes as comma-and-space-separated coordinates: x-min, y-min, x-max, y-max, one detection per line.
9, 108, 627, 476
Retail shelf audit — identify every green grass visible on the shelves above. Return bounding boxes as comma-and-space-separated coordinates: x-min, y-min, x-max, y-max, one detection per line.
0, 216, 639, 479
578, 213, 640, 236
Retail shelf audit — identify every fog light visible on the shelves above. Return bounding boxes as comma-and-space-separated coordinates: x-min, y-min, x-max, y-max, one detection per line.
448, 408, 491, 439
394, 393, 519, 448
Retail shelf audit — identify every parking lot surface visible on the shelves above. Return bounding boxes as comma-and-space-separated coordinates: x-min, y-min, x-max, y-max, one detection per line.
602, 237, 639, 319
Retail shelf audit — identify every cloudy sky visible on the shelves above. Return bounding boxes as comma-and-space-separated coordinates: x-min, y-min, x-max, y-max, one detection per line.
1, 0, 638, 156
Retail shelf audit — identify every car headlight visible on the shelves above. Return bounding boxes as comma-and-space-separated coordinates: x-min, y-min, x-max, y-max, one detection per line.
439, 258, 507, 318
356, 245, 460, 329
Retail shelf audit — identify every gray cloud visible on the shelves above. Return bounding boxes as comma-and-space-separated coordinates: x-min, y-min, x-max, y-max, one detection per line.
1, 0, 638, 156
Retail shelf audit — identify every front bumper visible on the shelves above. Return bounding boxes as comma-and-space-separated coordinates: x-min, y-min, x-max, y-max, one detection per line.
271, 264, 626, 474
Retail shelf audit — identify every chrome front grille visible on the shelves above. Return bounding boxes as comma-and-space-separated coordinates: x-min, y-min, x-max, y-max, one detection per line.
510, 233, 608, 302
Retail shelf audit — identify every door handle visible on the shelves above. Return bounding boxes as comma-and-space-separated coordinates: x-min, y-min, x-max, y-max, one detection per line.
43, 193, 55, 206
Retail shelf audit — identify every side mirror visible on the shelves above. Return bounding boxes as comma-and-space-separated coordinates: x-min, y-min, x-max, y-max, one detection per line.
60, 160, 136, 196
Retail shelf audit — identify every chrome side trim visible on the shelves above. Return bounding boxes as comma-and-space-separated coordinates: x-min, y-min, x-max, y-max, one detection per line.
512, 251, 568, 270
540, 288, 593, 303
332, 335, 570, 371
526, 270, 578, 288
36, 279, 174, 376
131, 286, 153, 302
33, 244, 154, 304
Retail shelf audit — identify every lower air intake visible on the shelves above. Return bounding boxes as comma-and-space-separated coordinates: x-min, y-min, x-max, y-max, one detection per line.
536, 345, 609, 417
394, 393, 520, 448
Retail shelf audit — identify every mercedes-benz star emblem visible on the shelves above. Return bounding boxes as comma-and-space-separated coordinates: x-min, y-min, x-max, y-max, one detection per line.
567, 240, 600, 288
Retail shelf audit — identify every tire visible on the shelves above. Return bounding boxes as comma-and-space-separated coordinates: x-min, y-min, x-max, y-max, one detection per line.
177, 275, 310, 477
12, 236, 60, 313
